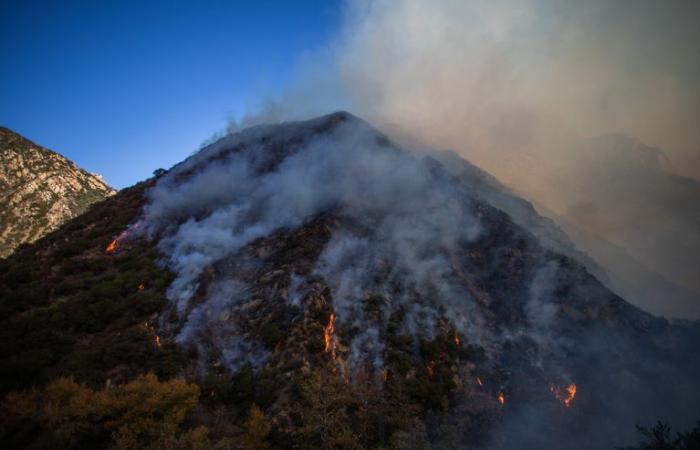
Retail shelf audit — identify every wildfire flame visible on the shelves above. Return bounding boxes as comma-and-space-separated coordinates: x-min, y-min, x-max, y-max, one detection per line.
454, 332, 461, 346
106, 239, 118, 254
324, 313, 336, 359
105, 221, 142, 255
549, 383, 577, 408
497, 391, 505, 406
143, 321, 161, 348
138, 283, 145, 291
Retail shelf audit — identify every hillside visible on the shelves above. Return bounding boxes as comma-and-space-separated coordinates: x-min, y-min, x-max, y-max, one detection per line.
0, 127, 115, 258
0, 113, 698, 450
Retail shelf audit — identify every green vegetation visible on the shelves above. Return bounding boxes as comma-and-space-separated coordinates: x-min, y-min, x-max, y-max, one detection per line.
0, 374, 230, 449
0, 181, 180, 395
0, 179, 504, 449
243, 404, 272, 450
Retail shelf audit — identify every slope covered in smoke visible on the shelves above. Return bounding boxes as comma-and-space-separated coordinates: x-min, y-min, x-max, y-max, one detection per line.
137, 112, 698, 449
251, 0, 700, 320
2, 112, 698, 449
556, 211, 700, 321
553, 135, 700, 309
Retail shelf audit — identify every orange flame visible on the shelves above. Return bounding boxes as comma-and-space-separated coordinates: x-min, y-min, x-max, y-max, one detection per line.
324, 313, 336, 359
426, 360, 436, 377
143, 321, 161, 348
497, 391, 505, 406
105, 221, 142, 255
106, 239, 118, 254
138, 283, 145, 291
549, 383, 577, 408
454, 332, 461, 346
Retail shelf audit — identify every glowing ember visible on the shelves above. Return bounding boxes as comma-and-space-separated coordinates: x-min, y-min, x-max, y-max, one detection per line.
497, 391, 505, 406
324, 313, 336, 359
476, 377, 483, 387
454, 332, 461, 346
426, 360, 436, 377
106, 239, 118, 254
549, 383, 577, 408
138, 283, 145, 291
143, 321, 161, 348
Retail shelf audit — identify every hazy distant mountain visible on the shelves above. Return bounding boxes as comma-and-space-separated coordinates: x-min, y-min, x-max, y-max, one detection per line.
559, 217, 700, 320
548, 134, 700, 318
1, 113, 697, 450
0, 126, 115, 257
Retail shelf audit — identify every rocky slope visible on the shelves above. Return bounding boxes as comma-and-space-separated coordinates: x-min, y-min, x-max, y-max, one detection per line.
0, 126, 115, 258
0, 113, 698, 450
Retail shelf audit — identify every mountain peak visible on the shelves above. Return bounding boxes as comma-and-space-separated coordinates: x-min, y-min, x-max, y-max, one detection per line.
0, 126, 116, 257
1, 114, 698, 449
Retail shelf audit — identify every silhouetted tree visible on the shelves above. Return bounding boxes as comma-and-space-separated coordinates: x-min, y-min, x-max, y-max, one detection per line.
619, 421, 700, 450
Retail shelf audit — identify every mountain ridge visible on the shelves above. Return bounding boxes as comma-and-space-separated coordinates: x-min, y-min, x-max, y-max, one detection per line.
0, 126, 115, 258
0, 112, 698, 449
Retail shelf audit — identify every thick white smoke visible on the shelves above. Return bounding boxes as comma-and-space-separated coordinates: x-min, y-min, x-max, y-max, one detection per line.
140, 116, 495, 370
239, 0, 700, 318
137, 113, 699, 450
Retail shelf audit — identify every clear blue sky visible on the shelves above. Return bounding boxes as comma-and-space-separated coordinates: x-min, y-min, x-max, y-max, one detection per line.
0, 0, 342, 188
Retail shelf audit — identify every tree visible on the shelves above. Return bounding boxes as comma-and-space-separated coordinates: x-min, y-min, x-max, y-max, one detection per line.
242, 404, 271, 450
388, 418, 431, 450
0, 374, 229, 450
353, 365, 389, 448
298, 368, 360, 450
619, 421, 700, 450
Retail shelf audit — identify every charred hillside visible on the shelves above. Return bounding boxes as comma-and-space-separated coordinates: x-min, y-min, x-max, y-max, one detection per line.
1, 112, 698, 450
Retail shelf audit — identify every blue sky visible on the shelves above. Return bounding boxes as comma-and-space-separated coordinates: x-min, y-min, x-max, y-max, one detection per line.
0, 0, 342, 188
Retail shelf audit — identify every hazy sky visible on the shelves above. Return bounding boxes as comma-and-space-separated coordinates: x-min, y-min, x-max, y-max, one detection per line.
2, 1, 698, 186
0, 0, 341, 188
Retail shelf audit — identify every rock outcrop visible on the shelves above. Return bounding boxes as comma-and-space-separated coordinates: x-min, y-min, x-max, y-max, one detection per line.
0, 126, 115, 257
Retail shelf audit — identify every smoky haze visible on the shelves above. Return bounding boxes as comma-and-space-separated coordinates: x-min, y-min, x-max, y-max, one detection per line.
238, 0, 700, 318
142, 113, 700, 449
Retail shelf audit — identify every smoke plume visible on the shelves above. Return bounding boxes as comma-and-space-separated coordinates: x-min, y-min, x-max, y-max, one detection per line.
240, 0, 700, 318
141, 115, 493, 371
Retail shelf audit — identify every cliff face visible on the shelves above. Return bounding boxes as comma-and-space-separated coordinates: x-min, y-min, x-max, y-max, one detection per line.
0, 127, 115, 257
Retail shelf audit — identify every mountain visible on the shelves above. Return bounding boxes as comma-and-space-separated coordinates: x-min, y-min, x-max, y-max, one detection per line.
555, 214, 700, 320
440, 118, 700, 319
554, 134, 700, 313
517, 133, 700, 319
0, 126, 115, 258
0, 112, 698, 450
